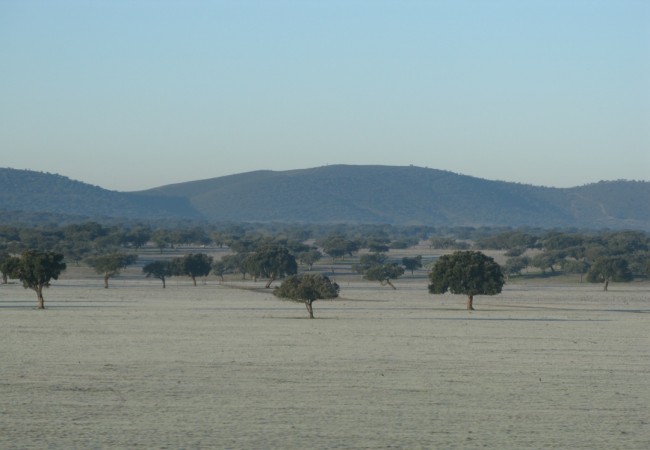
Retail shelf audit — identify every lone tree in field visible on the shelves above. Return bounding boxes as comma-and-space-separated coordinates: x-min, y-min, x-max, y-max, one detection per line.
273, 273, 340, 319
142, 260, 173, 288
86, 253, 138, 288
251, 245, 298, 288
428, 251, 504, 310
402, 255, 423, 275
13, 251, 67, 309
171, 253, 213, 286
363, 263, 405, 289
586, 256, 633, 291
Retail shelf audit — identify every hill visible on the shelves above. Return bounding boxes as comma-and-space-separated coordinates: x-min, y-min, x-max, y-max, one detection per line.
0, 168, 201, 222
2, 165, 650, 230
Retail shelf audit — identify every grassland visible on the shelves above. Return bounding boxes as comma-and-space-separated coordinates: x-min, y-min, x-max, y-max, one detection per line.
1, 253, 649, 449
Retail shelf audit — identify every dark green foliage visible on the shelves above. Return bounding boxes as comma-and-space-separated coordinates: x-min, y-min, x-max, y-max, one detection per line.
366, 240, 390, 253
530, 252, 563, 273
171, 253, 213, 286
13, 251, 66, 309
0, 252, 21, 284
586, 257, 633, 290
561, 259, 590, 280
429, 237, 460, 249
249, 245, 298, 288
352, 253, 387, 274
211, 260, 227, 281
401, 255, 423, 275
273, 273, 340, 318
221, 253, 252, 279
142, 260, 173, 288
504, 256, 530, 277
428, 251, 504, 310
363, 263, 405, 289
320, 235, 360, 259
296, 248, 322, 271
476, 231, 539, 250
86, 253, 138, 288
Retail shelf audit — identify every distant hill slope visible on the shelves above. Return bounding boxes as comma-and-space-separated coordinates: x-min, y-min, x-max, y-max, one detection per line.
0, 168, 200, 221
142, 165, 650, 230
2, 165, 650, 230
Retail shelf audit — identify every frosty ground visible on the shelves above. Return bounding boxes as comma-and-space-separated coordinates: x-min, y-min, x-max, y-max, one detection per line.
1, 273, 649, 449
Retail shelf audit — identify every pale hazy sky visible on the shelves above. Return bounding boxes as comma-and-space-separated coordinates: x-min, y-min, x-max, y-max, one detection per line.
1, 0, 649, 191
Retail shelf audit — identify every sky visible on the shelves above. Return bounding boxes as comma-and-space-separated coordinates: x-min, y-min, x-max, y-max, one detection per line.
1, 0, 649, 192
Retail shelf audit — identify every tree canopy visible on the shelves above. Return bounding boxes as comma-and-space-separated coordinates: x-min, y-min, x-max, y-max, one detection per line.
586, 256, 633, 291
273, 273, 340, 318
13, 251, 67, 309
171, 253, 213, 286
428, 251, 504, 310
250, 245, 298, 288
86, 253, 138, 288
142, 260, 173, 288
363, 263, 405, 289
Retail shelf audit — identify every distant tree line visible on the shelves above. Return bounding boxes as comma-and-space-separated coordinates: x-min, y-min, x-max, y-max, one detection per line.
1, 221, 649, 309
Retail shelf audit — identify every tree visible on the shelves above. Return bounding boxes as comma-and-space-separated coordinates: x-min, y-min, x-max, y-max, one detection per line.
86, 253, 138, 288
297, 248, 322, 271
0, 252, 20, 284
142, 260, 173, 288
428, 251, 504, 310
320, 235, 360, 259
402, 255, 422, 275
171, 253, 213, 286
273, 273, 340, 319
211, 260, 226, 281
504, 256, 530, 278
352, 253, 387, 274
221, 253, 251, 279
586, 256, 633, 291
250, 245, 297, 288
363, 263, 405, 289
561, 259, 590, 282
13, 251, 66, 309
124, 226, 152, 250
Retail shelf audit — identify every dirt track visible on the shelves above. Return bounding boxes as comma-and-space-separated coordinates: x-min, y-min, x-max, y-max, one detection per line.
2, 277, 649, 449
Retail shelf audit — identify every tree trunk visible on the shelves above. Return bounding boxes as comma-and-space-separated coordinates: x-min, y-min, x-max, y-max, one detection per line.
36, 285, 45, 309
191, 275, 197, 286
466, 295, 474, 311
386, 279, 396, 290
104, 274, 109, 289
305, 301, 314, 319
162, 277, 166, 288
265, 276, 275, 289
603, 280, 609, 291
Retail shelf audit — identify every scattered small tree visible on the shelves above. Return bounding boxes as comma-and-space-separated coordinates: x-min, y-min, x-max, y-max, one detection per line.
428, 251, 504, 310
13, 251, 67, 309
297, 248, 322, 271
142, 260, 173, 288
363, 263, 405, 289
86, 253, 138, 288
0, 252, 21, 284
504, 256, 530, 278
171, 253, 213, 286
401, 255, 422, 275
273, 273, 340, 319
211, 260, 227, 281
251, 245, 297, 288
586, 256, 633, 291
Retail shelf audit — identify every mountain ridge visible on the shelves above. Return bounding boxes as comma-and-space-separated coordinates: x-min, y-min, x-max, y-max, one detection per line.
1, 165, 649, 230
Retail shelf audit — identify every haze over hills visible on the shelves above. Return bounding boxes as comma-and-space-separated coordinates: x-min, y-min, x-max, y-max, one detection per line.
1, 165, 650, 230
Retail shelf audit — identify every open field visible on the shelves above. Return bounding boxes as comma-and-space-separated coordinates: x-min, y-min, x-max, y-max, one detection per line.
1, 272, 649, 449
